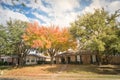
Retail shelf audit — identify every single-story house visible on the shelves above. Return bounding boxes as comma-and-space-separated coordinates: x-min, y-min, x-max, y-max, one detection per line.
55, 50, 98, 64
0, 54, 47, 65
55, 50, 77, 64
25, 54, 47, 65
0, 55, 18, 65
1, 51, 120, 65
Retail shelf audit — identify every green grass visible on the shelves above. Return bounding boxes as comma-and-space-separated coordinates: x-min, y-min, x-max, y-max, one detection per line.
0, 66, 13, 70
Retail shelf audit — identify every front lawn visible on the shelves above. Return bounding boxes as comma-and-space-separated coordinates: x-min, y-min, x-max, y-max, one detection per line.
0, 64, 120, 80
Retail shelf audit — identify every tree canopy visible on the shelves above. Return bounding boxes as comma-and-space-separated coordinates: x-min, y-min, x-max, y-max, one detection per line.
0, 25, 7, 54
0, 20, 28, 65
23, 22, 77, 64
70, 9, 120, 64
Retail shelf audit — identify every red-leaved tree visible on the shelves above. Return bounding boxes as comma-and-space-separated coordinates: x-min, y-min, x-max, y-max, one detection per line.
22, 22, 76, 64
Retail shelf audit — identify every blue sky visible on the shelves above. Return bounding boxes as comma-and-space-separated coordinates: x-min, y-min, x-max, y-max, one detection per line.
0, 0, 120, 27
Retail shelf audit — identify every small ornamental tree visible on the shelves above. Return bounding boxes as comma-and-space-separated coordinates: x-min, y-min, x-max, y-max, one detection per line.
23, 22, 76, 64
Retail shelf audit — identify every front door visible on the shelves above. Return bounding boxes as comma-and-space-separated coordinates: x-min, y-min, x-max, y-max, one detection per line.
67, 57, 71, 64
61, 57, 65, 64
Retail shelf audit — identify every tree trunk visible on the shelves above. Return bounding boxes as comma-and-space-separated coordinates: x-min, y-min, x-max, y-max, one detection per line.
0, 54, 1, 61
18, 54, 25, 66
18, 57, 23, 66
50, 57, 54, 65
97, 53, 102, 65
48, 49, 56, 65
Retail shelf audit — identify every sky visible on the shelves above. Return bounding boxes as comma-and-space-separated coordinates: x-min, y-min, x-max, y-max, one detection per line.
0, 0, 120, 27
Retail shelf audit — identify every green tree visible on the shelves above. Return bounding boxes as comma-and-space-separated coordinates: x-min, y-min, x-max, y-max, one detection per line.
0, 25, 7, 55
0, 20, 29, 66
70, 8, 120, 65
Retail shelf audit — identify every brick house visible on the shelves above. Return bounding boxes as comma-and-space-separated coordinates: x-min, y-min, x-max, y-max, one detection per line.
76, 50, 97, 64
55, 50, 98, 64
0, 55, 18, 65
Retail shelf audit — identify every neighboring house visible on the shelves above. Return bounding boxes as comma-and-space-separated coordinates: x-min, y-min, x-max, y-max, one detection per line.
25, 48, 49, 65
0, 55, 18, 65
25, 54, 46, 65
0, 54, 47, 65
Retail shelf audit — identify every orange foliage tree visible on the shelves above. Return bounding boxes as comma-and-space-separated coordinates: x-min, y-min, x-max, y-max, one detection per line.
22, 22, 76, 64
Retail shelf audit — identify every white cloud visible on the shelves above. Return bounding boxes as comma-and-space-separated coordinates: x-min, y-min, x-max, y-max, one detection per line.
32, 12, 51, 26
109, 1, 120, 12
43, 0, 80, 27
29, 0, 81, 27
0, 0, 80, 27
26, 0, 52, 13
1, 0, 119, 27
46, 0, 80, 12
1, 0, 13, 5
82, 0, 120, 14
0, 6, 29, 25
32, 11, 79, 27
0, 0, 24, 6
33, 12, 50, 22
28, 18, 41, 25
81, 0, 120, 24
52, 12, 79, 27
82, 0, 105, 13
